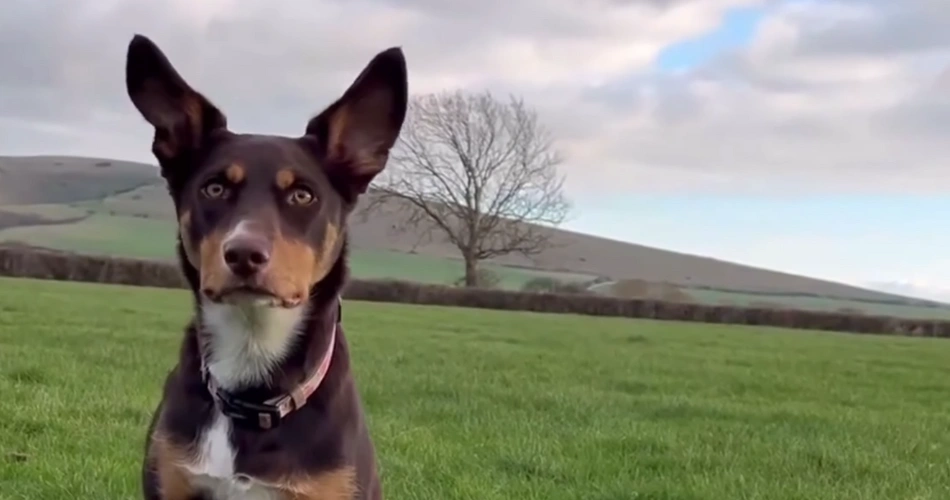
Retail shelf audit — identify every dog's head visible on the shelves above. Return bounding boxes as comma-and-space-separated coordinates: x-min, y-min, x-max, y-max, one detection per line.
124, 34, 407, 308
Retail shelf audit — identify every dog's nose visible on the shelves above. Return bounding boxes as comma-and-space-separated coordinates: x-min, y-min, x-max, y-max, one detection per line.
223, 237, 271, 277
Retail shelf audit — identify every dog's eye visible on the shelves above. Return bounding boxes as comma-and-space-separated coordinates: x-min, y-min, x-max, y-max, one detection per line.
287, 187, 315, 206
201, 181, 229, 200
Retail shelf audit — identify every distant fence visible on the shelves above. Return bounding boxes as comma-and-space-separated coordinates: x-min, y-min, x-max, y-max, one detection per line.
1, 244, 949, 338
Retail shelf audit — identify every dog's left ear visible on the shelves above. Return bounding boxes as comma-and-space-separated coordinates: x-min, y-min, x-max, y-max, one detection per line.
125, 34, 227, 179
306, 47, 408, 199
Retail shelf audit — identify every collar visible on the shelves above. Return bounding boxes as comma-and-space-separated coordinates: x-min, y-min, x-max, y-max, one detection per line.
200, 300, 341, 431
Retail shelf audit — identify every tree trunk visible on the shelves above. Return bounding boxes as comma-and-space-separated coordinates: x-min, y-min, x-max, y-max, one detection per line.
464, 255, 478, 287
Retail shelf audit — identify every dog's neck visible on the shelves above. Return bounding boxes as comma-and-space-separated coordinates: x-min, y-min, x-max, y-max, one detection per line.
197, 295, 344, 403
199, 299, 311, 392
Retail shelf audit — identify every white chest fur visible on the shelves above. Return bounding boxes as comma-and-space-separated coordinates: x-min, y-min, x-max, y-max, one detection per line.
185, 411, 281, 500
188, 299, 308, 498
200, 300, 307, 392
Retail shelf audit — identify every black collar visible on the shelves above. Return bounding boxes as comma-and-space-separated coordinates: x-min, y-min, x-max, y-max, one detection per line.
200, 299, 343, 430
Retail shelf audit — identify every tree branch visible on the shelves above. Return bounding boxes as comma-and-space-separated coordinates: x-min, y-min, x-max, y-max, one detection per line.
367, 89, 571, 286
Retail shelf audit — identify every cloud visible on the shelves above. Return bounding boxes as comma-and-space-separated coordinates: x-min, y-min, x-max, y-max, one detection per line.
789, 0, 950, 57
575, 0, 950, 195
0, 0, 948, 197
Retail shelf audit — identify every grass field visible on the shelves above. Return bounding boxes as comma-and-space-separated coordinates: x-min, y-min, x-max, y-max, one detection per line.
0, 212, 592, 288
349, 249, 593, 288
5, 212, 950, 320
1, 277, 949, 499
0, 214, 179, 260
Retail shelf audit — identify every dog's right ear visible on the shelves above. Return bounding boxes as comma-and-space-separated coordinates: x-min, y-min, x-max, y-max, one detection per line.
125, 34, 226, 172
305, 47, 408, 201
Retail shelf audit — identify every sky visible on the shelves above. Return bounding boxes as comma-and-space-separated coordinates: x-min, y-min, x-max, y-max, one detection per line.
1, 0, 949, 301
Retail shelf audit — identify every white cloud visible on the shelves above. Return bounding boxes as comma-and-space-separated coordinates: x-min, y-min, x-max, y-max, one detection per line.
0, 0, 948, 197
574, 0, 950, 195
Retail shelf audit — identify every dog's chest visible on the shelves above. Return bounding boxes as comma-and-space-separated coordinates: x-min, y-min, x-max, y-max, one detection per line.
186, 411, 280, 500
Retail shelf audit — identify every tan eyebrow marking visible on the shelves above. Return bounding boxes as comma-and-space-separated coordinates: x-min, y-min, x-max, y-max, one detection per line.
275, 168, 296, 189
225, 163, 246, 184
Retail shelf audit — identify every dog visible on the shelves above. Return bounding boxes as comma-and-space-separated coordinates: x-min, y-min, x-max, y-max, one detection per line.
124, 33, 407, 499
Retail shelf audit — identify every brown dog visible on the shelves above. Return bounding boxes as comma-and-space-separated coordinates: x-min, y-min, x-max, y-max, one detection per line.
125, 33, 407, 499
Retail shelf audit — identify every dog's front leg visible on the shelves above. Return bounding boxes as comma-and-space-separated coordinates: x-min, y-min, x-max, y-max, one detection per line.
143, 435, 203, 500
277, 466, 359, 500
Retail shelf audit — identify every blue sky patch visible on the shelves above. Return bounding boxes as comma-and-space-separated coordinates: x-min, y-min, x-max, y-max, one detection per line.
656, 6, 766, 71
565, 194, 950, 292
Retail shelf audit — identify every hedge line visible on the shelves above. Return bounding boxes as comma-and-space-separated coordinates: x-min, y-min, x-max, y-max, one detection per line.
1, 245, 949, 338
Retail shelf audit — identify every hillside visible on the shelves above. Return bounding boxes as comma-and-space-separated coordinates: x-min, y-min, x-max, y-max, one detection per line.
1, 155, 947, 319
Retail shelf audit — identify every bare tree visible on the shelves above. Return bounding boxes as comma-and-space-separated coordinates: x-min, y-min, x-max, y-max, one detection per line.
365, 90, 571, 287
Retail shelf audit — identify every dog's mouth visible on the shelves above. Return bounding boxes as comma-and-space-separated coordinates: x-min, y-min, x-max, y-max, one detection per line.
203, 284, 304, 308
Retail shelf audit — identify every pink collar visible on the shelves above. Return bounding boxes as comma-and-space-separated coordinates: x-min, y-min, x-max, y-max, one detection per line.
200, 314, 338, 431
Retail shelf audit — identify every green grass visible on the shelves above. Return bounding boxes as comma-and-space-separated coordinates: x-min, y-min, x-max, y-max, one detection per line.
1, 277, 949, 499
0, 203, 90, 220
0, 214, 178, 260
350, 248, 593, 288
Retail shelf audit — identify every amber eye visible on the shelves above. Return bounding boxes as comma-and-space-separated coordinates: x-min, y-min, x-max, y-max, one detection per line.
201, 181, 229, 199
287, 187, 315, 206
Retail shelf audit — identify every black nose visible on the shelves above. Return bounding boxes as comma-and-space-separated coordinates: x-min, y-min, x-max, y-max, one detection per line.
223, 238, 271, 277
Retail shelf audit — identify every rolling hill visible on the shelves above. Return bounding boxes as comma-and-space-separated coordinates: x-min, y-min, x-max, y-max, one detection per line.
1, 155, 947, 319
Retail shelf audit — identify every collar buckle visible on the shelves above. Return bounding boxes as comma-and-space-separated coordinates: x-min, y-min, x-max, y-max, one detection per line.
216, 388, 284, 430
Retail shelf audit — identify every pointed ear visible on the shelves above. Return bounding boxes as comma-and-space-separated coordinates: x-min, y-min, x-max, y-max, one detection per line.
306, 47, 408, 198
125, 34, 226, 168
